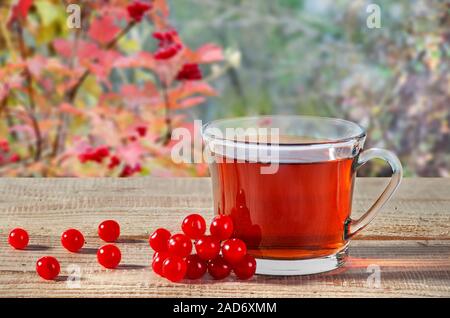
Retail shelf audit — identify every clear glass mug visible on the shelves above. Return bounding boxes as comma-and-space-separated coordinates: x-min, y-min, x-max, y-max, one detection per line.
202, 115, 402, 275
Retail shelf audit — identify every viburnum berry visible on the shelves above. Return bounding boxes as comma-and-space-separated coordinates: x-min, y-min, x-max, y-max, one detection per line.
78, 146, 110, 164
149, 228, 171, 252
233, 254, 256, 280
8, 228, 29, 250
0, 140, 9, 152
61, 228, 84, 252
36, 256, 60, 280
195, 235, 220, 261
210, 215, 234, 241
127, 1, 152, 22
119, 163, 141, 177
136, 125, 147, 137
9, 153, 20, 163
222, 238, 247, 265
98, 220, 120, 242
176, 63, 202, 81
167, 233, 192, 257
152, 251, 168, 277
108, 155, 121, 170
152, 30, 182, 60
181, 214, 206, 239
208, 256, 231, 280
97, 244, 121, 269
185, 254, 207, 280
162, 256, 187, 282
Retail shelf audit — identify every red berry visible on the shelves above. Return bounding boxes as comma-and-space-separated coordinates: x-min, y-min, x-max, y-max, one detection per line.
127, 1, 152, 22
222, 238, 247, 265
162, 256, 187, 282
149, 228, 171, 252
97, 244, 121, 269
36, 256, 60, 280
61, 229, 85, 252
8, 228, 29, 250
98, 220, 120, 242
167, 233, 192, 257
195, 235, 220, 261
152, 251, 168, 277
181, 214, 206, 239
176, 63, 202, 81
210, 215, 234, 241
108, 155, 121, 169
185, 254, 207, 280
233, 254, 256, 280
136, 125, 147, 137
208, 256, 231, 280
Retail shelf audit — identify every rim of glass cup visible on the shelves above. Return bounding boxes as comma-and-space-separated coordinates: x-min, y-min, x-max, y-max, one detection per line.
202, 115, 367, 147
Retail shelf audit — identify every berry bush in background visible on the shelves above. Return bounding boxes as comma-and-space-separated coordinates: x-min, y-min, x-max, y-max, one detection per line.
0, 0, 224, 176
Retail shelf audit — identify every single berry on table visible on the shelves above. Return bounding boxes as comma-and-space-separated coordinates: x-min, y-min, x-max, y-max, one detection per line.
98, 220, 120, 242
181, 214, 206, 239
152, 251, 168, 277
185, 254, 207, 280
36, 256, 60, 280
8, 228, 29, 250
61, 228, 85, 252
210, 215, 234, 241
97, 244, 121, 269
149, 228, 171, 252
167, 233, 192, 257
222, 238, 247, 265
208, 256, 231, 280
195, 235, 220, 261
162, 256, 187, 282
233, 254, 257, 280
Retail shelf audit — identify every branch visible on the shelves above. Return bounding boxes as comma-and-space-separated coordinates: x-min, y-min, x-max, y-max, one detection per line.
52, 21, 136, 156
161, 82, 172, 145
16, 23, 42, 161
0, 95, 18, 141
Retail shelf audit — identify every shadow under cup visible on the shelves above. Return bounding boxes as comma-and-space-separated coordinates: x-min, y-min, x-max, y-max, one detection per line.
203, 116, 402, 275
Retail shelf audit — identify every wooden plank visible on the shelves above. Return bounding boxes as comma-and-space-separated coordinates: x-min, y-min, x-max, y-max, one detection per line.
0, 178, 449, 297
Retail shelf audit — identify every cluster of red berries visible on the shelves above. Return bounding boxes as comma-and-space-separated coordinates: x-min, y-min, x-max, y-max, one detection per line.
176, 64, 202, 81
127, 1, 153, 23
78, 146, 110, 164
0, 139, 20, 166
77, 138, 145, 177
150, 214, 256, 282
152, 30, 183, 60
8, 220, 122, 280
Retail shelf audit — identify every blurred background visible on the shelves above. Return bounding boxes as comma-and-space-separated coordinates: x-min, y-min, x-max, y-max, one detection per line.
0, 0, 449, 177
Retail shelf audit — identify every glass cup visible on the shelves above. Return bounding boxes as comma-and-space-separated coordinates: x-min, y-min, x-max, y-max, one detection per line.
202, 115, 402, 275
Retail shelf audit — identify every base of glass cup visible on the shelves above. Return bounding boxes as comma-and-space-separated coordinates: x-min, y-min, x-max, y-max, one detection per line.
255, 245, 349, 276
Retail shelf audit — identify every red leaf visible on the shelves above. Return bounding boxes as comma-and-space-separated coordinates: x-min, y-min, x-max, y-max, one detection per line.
113, 52, 155, 69
170, 81, 217, 101
77, 41, 102, 61
192, 44, 224, 64
88, 15, 121, 45
174, 96, 206, 109
117, 142, 144, 167
27, 55, 47, 78
8, 0, 33, 26
53, 39, 72, 59
59, 103, 84, 116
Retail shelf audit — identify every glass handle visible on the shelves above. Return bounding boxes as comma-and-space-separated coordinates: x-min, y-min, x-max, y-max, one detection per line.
346, 148, 403, 239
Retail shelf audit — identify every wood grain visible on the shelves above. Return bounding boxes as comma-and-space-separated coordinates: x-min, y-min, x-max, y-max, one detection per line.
0, 177, 449, 297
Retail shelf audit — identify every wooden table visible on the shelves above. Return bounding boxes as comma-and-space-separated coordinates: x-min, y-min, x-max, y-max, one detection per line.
0, 178, 449, 298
